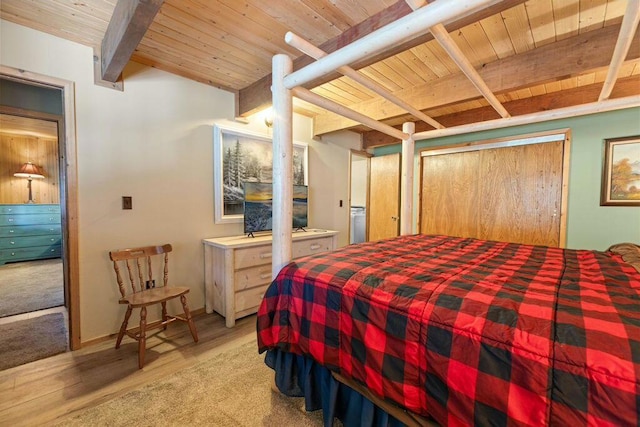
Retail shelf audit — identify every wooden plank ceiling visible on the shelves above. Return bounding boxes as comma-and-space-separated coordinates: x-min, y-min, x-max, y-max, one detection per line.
1, 0, 638, 147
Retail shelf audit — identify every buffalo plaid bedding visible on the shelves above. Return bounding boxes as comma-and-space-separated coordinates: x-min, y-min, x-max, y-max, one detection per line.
257, 234, 640, 426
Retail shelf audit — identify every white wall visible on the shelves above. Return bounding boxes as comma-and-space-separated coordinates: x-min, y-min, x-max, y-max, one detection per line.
1, 19, 360, 342
350, 157, 368, 207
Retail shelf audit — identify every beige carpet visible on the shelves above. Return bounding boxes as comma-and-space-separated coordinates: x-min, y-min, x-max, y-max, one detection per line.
0, 312, 68, 371
0, 258, 64, 317
57, 340, 335, 426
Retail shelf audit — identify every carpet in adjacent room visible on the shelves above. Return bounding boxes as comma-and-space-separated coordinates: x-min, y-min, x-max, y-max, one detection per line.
0, 258, 64, 317
0, 312, 68, 371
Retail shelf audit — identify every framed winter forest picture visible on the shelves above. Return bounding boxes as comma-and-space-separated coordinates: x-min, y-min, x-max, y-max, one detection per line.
213, 124, 308, 224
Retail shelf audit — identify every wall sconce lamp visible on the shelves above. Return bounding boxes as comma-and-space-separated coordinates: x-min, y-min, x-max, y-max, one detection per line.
14, 162, 45, 204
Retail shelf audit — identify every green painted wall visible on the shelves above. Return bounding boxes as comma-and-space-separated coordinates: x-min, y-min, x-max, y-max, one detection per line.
375, 107, 640, 250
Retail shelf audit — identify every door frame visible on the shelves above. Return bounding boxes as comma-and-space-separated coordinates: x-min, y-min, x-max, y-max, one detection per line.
1, 65, 80, 350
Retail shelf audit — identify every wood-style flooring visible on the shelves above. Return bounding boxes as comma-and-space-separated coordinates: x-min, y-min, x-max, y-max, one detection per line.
0, 312, 257, 426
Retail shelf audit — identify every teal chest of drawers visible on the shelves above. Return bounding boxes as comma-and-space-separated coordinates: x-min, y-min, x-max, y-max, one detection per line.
0, 204, 62, 265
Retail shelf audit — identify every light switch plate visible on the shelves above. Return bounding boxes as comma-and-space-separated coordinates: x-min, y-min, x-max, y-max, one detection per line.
122, 196, 132, 210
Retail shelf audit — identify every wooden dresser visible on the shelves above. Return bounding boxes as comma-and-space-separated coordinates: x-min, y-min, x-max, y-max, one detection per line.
0, 204, 62, 265
203, 229, 339, 327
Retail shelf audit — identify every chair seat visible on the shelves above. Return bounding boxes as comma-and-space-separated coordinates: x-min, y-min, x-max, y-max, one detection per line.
120, 286, 190, 307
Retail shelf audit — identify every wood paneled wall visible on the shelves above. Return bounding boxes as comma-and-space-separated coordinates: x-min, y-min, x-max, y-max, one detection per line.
0, 132, 60, 204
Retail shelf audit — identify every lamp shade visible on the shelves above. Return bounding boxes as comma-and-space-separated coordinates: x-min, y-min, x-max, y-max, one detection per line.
14, 162, 45, 179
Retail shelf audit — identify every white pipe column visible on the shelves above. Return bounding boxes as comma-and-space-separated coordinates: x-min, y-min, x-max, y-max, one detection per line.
400, 122, 415, 235
272, 54, 294, 280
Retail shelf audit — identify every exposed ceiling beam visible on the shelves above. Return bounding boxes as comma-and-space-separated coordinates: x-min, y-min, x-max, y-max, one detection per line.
599, 0, 640, 101
363, 75, 640, 148
101, 0, 165, 82
237, 0, 527, 117
314, 23, 640, 136
430, 23, 510, 118
285, 31, 443, 129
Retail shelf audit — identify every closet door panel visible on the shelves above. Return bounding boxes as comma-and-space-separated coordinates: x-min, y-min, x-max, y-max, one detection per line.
420, 139, 565, 247
477, 142, 563, 246
420, 151, 479, 238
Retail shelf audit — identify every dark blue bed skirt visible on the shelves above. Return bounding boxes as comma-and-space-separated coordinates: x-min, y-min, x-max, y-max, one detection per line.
265, 348, 406, 427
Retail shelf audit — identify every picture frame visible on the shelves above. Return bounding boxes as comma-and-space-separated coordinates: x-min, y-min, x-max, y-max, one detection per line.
213, 124, 308, 224
600, 135, 640, 206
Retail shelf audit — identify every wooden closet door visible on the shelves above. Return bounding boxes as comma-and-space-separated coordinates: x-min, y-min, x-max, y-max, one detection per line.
369, 153, 400, 241
421, 151, 480, 238
420, 140, 565, 247
477, 141, 563, 247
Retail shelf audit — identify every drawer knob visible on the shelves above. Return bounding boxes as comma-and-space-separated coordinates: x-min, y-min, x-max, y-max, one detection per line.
7, 208, 12, 212
259, 253, 272, 259
9, 230, 14, 233
49, 218, 55, 221
51, 238, 55, 241
11, 252, 15, 256
8, 218, 13, 222
310, 244, 321, 250
260, 273, 271, 280
10, 241, 15, 245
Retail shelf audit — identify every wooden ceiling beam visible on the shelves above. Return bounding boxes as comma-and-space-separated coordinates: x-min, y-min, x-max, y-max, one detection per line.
315, 23, 640, 135
363, 75, 640, 148
101, 0, 164, 82
237, 0, 527, 117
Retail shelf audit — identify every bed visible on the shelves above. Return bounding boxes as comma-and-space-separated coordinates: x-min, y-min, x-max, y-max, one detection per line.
257, 234, 640, 426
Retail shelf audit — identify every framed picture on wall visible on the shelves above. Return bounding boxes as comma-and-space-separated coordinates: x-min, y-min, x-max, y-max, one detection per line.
213, 124, 308, 224
601, 135, 640, 206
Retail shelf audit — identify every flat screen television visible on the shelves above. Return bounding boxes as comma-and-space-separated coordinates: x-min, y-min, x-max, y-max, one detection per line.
243, 182, 308, 236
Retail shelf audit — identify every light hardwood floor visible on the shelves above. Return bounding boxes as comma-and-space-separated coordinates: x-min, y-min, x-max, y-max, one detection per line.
0, 312, 257, 426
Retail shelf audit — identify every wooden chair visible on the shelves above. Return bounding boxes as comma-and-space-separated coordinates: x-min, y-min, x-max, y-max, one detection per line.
109, 244, 198, 368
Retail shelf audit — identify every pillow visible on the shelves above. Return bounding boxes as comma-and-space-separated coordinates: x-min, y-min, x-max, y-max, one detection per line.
608, 242, 640, 273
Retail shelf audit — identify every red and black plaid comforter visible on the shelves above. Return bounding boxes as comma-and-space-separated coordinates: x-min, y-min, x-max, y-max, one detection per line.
257, 235, 640, 426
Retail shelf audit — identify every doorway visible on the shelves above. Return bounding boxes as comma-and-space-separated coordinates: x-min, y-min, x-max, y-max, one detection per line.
0, 66, 80, 351
348, 150, 371, 244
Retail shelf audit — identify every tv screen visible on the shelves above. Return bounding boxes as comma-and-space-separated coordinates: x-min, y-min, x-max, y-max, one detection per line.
243, 182, 308, 235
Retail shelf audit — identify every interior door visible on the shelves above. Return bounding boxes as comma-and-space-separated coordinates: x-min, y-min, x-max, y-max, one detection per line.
369, 153, 400, 241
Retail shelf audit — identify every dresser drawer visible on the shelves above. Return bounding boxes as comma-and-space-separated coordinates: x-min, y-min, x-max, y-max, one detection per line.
234, 283, 269, 313
0, 245, 62, 262
0, 224, 61, 238
0, 213, 61, 226
234, 264, 272, 291
0, 204, 60, 215
234, 244, 273, 269
0, 235, 62, 249
293, 236, 334, 258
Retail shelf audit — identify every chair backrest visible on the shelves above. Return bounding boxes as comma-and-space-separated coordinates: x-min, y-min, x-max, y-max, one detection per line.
109, 244, 172, 298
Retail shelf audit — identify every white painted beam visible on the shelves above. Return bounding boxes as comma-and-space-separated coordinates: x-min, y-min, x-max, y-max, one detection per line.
285, 32, 444, 130
413, 96, 640, 141
271, 54, 294, 280
400, 122, 415, 235
430, 24, 510, 118
599, 0, 640, 101
283, 0, 501, 89
291, 86, 408, 140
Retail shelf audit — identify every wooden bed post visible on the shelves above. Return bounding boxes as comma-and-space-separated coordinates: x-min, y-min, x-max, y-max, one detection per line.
400, 122, 415, 235
272, 54, 294, 280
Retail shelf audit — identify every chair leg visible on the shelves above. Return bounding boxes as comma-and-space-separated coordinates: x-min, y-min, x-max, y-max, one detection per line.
161, 301, 168, 330
116, 306, 132, 349
180, 294, 199, 343
138, 306, 147, 369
